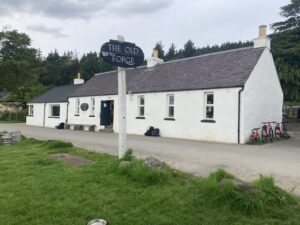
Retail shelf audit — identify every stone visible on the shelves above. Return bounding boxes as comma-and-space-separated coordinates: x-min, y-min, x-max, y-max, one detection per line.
144, 157, 167, 170
219, 178, 259, 196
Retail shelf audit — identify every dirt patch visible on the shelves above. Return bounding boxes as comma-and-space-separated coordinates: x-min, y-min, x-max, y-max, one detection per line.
52, 153, 93, 166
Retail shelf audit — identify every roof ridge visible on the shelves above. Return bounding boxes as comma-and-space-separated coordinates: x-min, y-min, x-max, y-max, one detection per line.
161, 46, 256, 65
94, 46, 257, 77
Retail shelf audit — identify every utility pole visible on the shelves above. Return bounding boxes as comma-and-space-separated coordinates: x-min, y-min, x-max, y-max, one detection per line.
117, 35, 127, 159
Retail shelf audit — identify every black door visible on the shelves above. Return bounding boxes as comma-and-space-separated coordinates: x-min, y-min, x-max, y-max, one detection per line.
100, 101, 111, 126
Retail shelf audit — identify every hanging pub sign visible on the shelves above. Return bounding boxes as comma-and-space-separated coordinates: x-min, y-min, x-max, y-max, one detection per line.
80, 103, 89, 111
100, 40, 144, 68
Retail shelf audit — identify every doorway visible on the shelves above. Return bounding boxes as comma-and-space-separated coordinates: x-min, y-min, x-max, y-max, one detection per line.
100, 100, 114, 126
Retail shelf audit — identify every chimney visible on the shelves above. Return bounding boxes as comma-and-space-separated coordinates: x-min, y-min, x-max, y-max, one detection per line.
146, 48, 164, 68
254, 25, 271, 49
74, 73, 84, 85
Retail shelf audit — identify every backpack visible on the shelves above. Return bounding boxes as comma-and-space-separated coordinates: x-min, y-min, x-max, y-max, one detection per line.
145, 126, 154, 136
152, 128, 160, 137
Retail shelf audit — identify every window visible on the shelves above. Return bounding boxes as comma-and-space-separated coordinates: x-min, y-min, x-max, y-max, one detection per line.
28, 105, 34, 116
204, 93, 214, 119
50, 104, 60, 117
167, 94, 175, 118
138, 96, 145, 117
90, 98, 95, 116
75, 98, 80, 115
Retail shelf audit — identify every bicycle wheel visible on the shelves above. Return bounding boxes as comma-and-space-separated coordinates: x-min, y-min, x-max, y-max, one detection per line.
275, 127, 281, 140
269, 128, 274, 142
283, 127, 289, 139
249, 134, 254, 143
261, 126, 268, 143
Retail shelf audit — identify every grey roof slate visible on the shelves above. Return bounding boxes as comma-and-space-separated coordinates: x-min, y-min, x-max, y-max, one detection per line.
70, 47, 264, 98
29, 84, 83, 103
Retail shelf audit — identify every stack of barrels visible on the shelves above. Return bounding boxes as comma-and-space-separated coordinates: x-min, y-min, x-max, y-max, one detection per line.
1, 131, 22, 144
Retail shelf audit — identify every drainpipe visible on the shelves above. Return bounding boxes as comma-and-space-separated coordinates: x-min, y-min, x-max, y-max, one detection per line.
66, 100, 69, 124
238, 87, 244, 144
43, 103, 46, 127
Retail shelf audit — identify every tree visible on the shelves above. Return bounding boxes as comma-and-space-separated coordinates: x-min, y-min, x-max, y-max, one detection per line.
40, 51, 80, 86
80, 52, 114, 81
272, 0, 300, 32
165, 43, 176, 61
154, 42, 165, 59
0, 29, 45, 103
183, 39, 196, 58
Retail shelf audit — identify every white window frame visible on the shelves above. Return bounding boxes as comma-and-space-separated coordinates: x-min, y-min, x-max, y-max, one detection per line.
50, 104, 60, 117
137, 95, 145, 117
28, 105, 34, 116
166, 94, 175, 118
204, 92, 214, 120
90, 97, 95, 116
75, 98, 80, 115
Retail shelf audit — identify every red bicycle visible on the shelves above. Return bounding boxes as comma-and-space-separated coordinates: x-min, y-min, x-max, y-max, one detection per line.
249, 128, 260, 143
274, 122, 289, 140
261, 122, 274, 143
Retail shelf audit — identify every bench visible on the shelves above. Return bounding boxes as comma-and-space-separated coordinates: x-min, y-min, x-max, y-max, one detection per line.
65, 124, 96, 132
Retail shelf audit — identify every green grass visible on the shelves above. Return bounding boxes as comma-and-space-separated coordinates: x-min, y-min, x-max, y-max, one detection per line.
0, 139, 299, 225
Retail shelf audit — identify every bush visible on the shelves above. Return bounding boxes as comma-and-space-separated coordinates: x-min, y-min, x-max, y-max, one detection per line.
121, 149, 134, 161
0, 109, 27, 122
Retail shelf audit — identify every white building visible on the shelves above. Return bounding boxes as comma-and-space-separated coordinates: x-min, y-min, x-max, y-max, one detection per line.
27, 26, 283, 144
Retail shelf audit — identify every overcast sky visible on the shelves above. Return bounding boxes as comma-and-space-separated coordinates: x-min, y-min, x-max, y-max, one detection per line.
0, 0, 290, 58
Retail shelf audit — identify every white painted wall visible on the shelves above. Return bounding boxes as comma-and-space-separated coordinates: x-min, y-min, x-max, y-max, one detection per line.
26, 103, 44, 126
68, 88, 241, 143
26, 102, 68, 128
241, 48, 283, 143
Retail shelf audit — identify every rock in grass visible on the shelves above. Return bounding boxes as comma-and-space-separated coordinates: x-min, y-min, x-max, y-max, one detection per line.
119, 161, 133, 169
219, 178, 259, 196
144, 157, 167, 170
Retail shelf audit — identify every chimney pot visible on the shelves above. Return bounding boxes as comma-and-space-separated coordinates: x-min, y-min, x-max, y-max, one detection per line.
152, 49, 159, 58
254, 25, 271, 49
259, 25, 267, 37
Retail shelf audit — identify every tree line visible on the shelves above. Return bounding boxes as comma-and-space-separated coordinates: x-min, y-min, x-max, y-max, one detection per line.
0, 0, 299, 103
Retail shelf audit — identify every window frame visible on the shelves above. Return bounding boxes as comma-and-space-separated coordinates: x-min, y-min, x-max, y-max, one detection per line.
50, 104, 60, 118
204, 92, 214, 120
137, 95, 145, 117
166, 94, 175, 118
28, 105, 34, 116
90, 97, 95, 116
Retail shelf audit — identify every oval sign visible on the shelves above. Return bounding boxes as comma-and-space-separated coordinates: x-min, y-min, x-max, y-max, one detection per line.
81, 103, 89, 111
100, 40, 144, 68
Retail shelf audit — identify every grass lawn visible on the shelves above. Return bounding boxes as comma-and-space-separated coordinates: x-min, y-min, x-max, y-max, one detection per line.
0, 138, 299, 225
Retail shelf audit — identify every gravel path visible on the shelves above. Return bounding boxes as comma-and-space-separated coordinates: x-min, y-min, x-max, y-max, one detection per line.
1, 123, 300, 195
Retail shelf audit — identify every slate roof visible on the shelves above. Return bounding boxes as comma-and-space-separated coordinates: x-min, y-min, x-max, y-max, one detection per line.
70, 47, 264, 98
29, 84, 83, 103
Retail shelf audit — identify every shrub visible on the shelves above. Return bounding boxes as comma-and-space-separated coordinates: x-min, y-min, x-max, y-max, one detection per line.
121, 149, 134, 161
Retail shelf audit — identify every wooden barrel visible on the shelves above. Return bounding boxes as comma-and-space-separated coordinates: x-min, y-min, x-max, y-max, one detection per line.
11, 131, 22, 143
1, 133, 12, 144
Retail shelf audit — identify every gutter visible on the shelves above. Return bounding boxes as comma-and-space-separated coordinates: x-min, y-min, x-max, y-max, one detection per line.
43, 103, 46, 127
237, 87, 244, 144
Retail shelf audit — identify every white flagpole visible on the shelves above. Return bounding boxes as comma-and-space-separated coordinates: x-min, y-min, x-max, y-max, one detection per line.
117, 35, 127, 159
